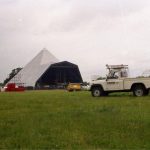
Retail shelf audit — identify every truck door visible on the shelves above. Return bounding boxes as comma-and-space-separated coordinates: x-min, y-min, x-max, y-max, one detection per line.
106, 79, 124, 91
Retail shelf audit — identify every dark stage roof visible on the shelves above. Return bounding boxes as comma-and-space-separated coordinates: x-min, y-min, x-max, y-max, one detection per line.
36, 61, 83, 87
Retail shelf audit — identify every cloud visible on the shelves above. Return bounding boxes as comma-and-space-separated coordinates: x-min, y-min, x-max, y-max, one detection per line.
0, 0, 150, 82
0, 0, 19, 5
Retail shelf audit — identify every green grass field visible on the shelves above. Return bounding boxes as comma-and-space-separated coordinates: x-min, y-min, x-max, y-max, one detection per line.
0, 90, 150, 149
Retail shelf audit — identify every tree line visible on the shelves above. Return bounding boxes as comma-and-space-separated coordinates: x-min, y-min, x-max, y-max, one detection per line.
1, 67, 22, 86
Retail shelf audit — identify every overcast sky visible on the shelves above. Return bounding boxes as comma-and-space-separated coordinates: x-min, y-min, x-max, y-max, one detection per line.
0, 0, 150, 82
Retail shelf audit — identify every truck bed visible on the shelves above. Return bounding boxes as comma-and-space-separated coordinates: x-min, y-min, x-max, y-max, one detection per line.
124, 77, 150, 90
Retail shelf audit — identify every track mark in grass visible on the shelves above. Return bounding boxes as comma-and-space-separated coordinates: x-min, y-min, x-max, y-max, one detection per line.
98, 105, 115, 113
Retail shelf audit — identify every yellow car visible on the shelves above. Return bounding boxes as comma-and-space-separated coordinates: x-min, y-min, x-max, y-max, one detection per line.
67, 83, 81, 92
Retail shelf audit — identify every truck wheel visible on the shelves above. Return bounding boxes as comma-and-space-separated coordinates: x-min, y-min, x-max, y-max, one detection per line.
91, 87, 103, 97
133, 85, 145, 97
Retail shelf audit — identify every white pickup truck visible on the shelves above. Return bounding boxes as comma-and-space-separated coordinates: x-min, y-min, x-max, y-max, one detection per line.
90, 65, 150, 97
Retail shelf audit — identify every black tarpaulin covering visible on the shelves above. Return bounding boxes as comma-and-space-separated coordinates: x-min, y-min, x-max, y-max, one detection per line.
36, 61, 83, 87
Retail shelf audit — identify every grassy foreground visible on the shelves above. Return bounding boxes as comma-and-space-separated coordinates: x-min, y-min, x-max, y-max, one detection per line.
0, 90, 150, 149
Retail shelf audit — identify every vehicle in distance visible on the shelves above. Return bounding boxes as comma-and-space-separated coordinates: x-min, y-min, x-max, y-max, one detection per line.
90, 64, 150, 97
67, 83, 81, 92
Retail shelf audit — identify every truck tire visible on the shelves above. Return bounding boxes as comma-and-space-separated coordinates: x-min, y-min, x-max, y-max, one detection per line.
133, 85, 145, 97
91, 87, 103, 97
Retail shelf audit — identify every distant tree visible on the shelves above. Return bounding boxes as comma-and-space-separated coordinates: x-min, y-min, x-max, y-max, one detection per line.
3, 67, 22, 85
136, 76, 145, 78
